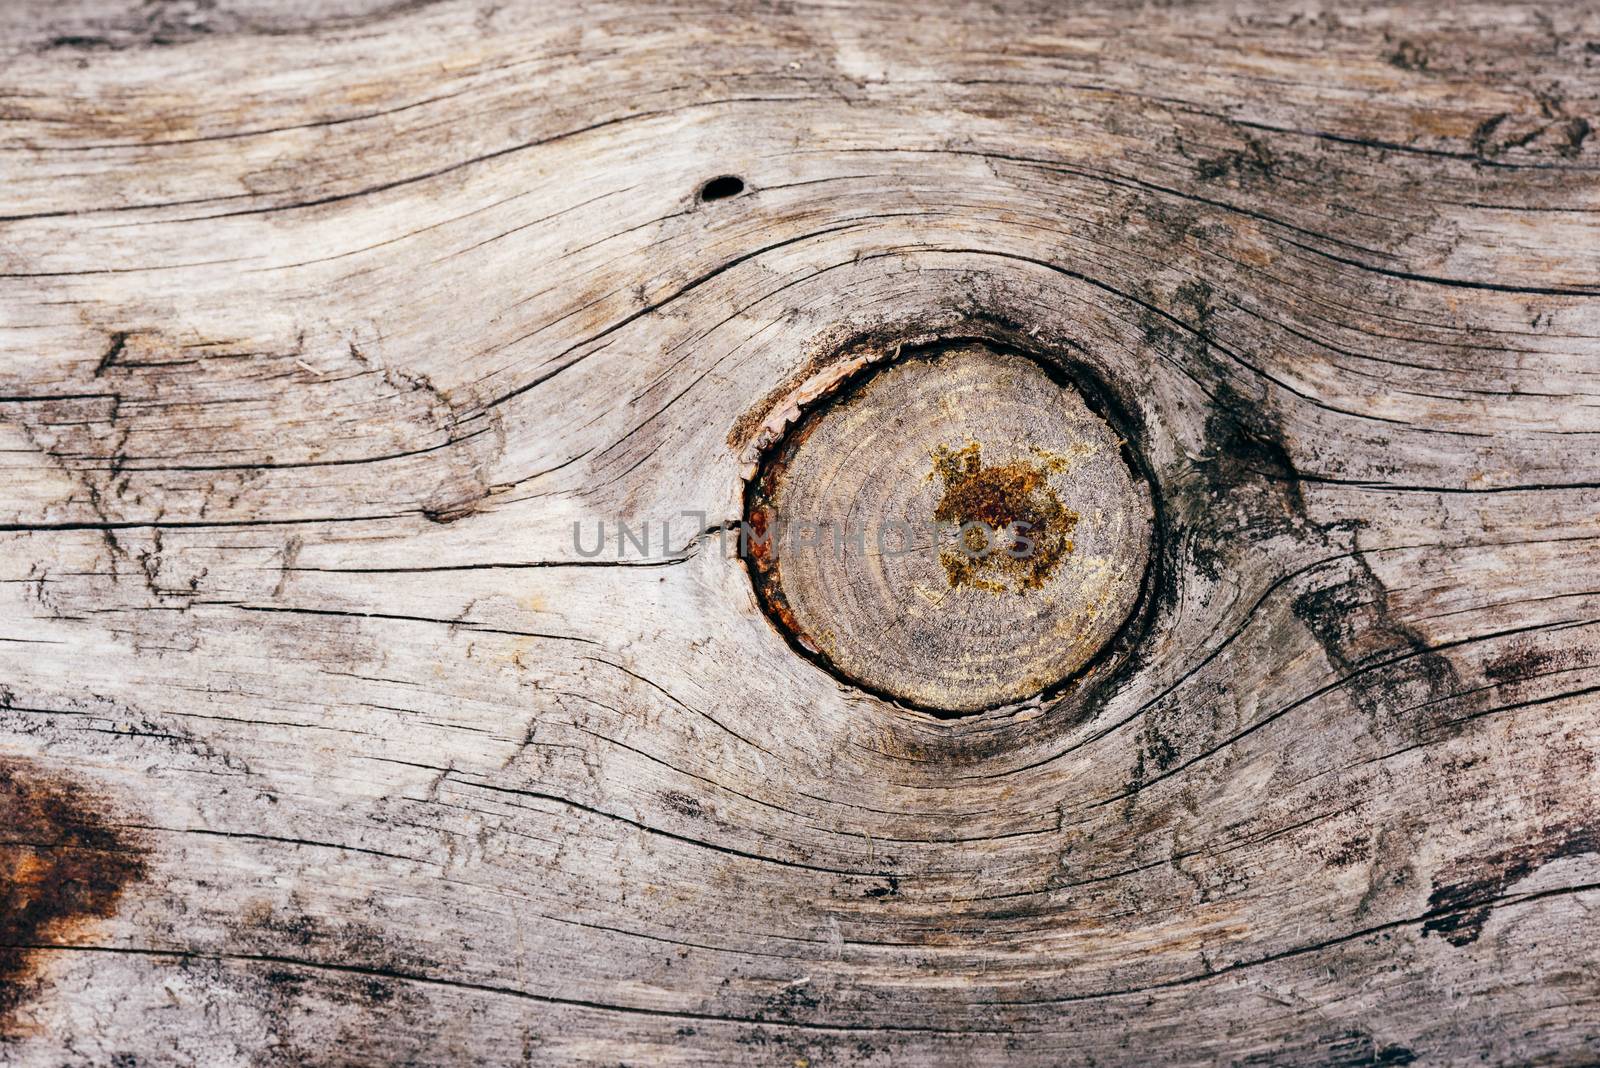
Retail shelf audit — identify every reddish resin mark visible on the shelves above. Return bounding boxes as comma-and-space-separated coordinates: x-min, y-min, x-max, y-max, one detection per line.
930, 442, 1078, 594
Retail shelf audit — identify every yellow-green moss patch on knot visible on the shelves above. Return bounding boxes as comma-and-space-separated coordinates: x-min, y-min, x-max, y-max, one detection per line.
930, 441, 1078, 594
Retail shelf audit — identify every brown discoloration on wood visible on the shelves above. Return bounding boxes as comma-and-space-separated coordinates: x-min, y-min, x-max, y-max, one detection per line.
742, 502, 819, 655
0, 760, 146, 1031
929, 441, 1078, 594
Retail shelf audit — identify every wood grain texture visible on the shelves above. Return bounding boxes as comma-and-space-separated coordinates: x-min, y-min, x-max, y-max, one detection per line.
1, 1, 1598, 1064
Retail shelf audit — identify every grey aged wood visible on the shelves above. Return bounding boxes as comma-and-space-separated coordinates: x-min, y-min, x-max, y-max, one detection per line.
1, 1, 1598, 1064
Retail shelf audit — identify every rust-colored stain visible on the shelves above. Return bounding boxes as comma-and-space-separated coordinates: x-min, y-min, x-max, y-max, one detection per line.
745, 403, 833, 655
930, 442, 1077, 594
0, 759, 146, 1029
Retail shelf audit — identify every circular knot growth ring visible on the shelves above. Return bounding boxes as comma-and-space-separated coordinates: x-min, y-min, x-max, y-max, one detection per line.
744, 340, 1155, 715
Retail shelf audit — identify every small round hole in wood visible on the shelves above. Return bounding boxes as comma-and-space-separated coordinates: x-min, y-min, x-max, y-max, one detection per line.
699, 175, 745, 201
744, 340, 1154, 715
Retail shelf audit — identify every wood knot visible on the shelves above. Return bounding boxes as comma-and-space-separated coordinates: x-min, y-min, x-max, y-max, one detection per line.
744, 339, 1154, 714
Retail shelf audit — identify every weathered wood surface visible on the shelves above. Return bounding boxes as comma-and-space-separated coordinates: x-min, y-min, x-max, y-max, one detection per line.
2, 1, 1598, 1064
